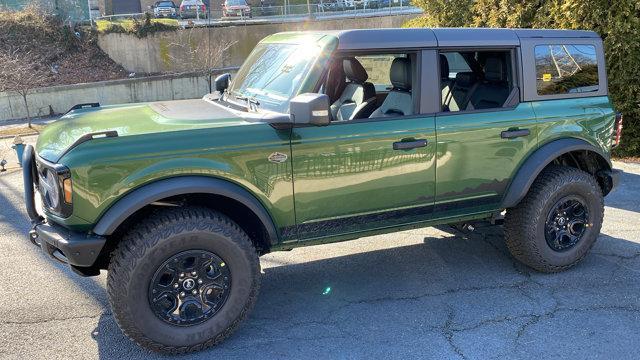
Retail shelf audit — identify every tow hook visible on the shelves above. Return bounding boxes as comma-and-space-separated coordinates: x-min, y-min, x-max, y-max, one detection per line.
450, 222, 476, 233
29, 228, 39, 246
462, 223, 475, 232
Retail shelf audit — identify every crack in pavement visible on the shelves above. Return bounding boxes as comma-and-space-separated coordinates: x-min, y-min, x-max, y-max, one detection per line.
593, 251, 640, 261
0, 312, 111, 326
443, 308, 468, 359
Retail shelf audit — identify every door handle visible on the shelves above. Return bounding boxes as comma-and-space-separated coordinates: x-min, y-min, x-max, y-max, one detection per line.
393, 139, 427, 150
501, 129, 530, 139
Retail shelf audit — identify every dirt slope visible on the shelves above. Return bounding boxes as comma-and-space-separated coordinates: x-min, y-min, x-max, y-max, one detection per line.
0, 6, 127, 92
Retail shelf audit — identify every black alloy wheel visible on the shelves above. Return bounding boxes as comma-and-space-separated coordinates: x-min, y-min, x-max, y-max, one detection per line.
544, 196, 589, 252
149, 250, 232, 326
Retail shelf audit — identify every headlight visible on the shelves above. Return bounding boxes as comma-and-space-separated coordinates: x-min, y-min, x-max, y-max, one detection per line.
36, 156, 73, 218
41, 169, 60, 209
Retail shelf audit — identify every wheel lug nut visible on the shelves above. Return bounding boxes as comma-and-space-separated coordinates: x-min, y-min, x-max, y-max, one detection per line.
197, 279, 203, 284
173, 283, 179, 288
192, 289, 198, 295
191, 271, 197, 276
179, 273, 185, 278
180, 291, 185, 297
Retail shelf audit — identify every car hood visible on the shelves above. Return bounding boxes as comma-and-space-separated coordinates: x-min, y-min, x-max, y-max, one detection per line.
36, 98, 256, 162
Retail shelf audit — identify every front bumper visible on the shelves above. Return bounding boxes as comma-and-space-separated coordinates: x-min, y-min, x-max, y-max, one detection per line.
29, 222, 105, 267
22, 145, 106, 269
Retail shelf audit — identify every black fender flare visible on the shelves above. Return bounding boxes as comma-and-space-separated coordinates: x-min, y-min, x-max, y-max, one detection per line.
92, 176, 279, 244
501, 138, 611, 209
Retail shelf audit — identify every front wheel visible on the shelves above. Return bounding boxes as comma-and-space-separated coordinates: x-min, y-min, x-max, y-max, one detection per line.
504, 166, 604, 273
107, 207, 260, 353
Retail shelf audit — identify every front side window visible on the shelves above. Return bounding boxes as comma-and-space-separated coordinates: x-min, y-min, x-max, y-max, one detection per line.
324, 52, 416, 121
228, 42, 321, 113
535, 44, 599, 95
355, 54, 406, 91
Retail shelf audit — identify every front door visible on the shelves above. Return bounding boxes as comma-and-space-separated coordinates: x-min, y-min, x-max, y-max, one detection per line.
290, 116, 436, 240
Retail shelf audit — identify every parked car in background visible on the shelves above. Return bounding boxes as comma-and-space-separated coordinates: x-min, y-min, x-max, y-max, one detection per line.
355, 0, 379, 9
318, 0, 350, 11
378, 0, 410, 7
179, 0, 208, 19
258, 0, 278, 16
222, 0, 252, 18
151, 1, 178, 18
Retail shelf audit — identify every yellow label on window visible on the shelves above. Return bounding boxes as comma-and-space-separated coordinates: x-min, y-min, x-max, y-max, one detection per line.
542, 73, 552, 82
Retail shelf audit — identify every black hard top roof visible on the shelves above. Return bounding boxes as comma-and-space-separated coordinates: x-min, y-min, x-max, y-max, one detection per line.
322, 28, 600, 50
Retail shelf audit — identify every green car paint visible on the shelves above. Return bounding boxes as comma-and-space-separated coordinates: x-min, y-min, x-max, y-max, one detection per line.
32, 30, 618, 252
434, 102, 538, 217
37, 100, 296, 235
290, 115, 437, 240
532, 96, 615, 155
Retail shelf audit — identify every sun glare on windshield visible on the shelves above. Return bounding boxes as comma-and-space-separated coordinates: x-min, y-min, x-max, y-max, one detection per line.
229, 40, 323, 113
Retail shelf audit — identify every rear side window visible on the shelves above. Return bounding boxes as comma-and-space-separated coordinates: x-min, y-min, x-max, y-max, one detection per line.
439, 50, 514, 112
535, 44, 599, 95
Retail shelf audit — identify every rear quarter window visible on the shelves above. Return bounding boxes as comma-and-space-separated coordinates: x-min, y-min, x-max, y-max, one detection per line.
535, 44, 599, 95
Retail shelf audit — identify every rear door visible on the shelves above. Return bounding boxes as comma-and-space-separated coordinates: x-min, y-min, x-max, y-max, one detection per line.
434, 48, 538, 218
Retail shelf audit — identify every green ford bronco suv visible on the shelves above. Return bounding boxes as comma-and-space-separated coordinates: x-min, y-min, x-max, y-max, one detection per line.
23, 28, 622, 352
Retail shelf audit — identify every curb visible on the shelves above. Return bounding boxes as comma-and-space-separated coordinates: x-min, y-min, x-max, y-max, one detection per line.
0, 132, 39, 140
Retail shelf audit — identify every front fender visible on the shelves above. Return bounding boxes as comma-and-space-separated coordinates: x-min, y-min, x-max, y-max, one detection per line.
501, 138, 611, 209
92, 176, 279, 245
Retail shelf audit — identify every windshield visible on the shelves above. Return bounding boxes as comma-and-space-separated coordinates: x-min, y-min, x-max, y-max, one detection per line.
226, 0, 247, 5
227, 42, 321, 113
157, 1, 174, 6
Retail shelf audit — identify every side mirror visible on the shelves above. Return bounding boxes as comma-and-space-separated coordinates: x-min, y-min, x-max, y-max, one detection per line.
214, 73, 231, 93
289, 93, 330, 126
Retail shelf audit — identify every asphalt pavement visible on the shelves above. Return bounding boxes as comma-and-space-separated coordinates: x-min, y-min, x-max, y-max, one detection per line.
0, 154, 638, 359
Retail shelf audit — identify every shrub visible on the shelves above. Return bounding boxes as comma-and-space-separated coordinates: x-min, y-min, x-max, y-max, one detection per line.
407, 0, 640, 157
96, 13, 179, 38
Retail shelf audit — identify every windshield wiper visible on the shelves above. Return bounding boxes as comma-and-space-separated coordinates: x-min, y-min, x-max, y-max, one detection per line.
230, 90, 260, 111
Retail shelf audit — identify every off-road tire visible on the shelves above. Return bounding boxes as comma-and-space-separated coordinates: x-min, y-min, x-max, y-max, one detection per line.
504, 165, 604, 273
107, 207, 260, 354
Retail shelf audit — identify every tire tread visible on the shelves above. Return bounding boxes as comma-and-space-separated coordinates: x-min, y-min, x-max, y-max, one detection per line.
107, 207, 260, 354
504, 165, 604, 273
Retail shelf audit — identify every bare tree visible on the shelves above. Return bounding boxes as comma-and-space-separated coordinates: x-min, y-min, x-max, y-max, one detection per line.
0, 48, 48, 128
169, 29, 236, 93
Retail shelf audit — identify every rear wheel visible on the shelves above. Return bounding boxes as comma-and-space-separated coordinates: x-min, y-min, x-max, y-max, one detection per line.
504, 166, 604, 272
107, 207, 260, 353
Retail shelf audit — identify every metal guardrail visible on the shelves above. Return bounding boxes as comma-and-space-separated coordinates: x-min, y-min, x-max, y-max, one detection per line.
95, 12, 147, 21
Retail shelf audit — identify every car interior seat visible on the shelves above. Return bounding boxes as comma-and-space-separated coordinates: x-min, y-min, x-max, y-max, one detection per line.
467, 56, 510, 110
369, 57, 413, 118
330, 57, 377, 121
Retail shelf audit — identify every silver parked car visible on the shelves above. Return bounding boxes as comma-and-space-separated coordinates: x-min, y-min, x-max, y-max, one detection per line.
151, 1, 178, 18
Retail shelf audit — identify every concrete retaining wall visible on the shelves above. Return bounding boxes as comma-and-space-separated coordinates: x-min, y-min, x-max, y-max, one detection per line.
0, 72, 226, 122
98, 13, 418, 73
